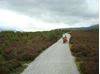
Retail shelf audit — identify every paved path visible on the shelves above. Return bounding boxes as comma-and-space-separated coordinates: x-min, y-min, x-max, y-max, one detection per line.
21, 38, 79, 74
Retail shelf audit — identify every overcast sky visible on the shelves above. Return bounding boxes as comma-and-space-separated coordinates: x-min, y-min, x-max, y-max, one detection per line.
0, 0, 99, 31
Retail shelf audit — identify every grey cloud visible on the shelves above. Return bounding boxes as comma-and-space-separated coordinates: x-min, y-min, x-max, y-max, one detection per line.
0, 0, 99, 24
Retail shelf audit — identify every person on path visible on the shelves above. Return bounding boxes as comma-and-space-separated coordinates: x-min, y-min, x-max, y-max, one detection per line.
62, 33, 71, 43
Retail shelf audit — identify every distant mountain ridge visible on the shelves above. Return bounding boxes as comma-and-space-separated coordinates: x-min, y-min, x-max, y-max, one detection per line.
56, 24, 99, 31
80, 24, 99, 30
87, 24, 99, 29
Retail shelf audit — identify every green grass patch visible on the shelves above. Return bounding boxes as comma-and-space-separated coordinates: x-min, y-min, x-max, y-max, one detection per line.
75, 61, 82, 74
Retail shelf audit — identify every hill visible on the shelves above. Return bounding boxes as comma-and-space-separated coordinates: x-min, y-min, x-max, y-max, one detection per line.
56, 24, 99, 31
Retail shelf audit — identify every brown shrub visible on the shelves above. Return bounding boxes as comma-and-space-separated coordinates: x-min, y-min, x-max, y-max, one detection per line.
71, 31, 99, 74
80, 61, 99, 74
0, 65, 10, 74
5, 59, 21, 71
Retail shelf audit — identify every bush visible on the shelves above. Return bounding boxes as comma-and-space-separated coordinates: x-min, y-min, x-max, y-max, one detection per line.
5, 59, 21, 71
0, 65, 10, 74
0, 30, 63, 74
71, 31, 99, 74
